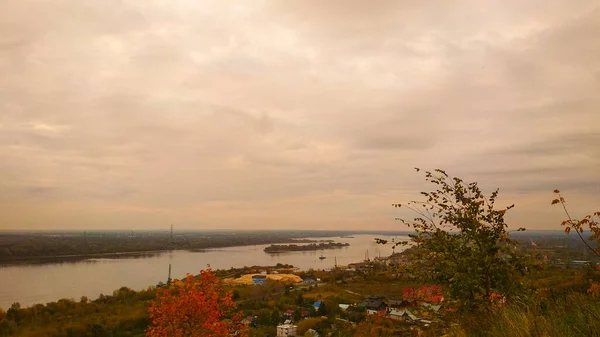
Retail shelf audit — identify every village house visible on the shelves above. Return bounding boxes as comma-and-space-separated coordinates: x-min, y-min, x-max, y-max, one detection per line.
338, 303, 351, 311
387, 299, 411, 317
422, 303, 442, 313
366, 297, 387, 315
312, 301, 322, 311
305, 328, 320, 337
276, 322, 297, 337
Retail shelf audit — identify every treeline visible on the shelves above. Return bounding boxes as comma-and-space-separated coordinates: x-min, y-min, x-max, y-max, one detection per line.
264, 242, 350, 253
0, 287, 154, 337
0, 232, 323, 264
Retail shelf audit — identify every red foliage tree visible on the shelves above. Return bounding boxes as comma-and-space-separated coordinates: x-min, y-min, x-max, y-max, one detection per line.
146, 268, 247, 337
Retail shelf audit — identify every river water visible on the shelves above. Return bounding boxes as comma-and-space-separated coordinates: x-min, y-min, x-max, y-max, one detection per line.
0, 235, 407, 309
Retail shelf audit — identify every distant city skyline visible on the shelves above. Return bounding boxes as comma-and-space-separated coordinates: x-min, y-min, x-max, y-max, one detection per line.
1, 1, 599, 230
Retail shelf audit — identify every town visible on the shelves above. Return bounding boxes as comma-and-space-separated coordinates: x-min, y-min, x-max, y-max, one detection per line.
199, 257, 452, 337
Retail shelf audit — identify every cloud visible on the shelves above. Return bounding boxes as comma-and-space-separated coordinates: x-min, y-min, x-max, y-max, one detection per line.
495, 132, 600, 158
0, 0, 599, 230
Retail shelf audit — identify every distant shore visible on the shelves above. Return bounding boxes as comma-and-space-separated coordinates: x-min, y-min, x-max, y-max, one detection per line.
0, 250, 168, 266
0, 232, 354, 266
264, 242, 350, 253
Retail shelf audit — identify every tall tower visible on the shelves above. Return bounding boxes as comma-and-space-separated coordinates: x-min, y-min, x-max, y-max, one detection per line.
167, 263, 172, 285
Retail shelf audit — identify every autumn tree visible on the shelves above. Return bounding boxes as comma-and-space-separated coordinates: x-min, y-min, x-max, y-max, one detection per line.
353, 316, 396, 337
552, 190, 600, 296
296, 317, 320, 336
146, 268, 247, 337
552, 190, 600, 256
387, 169, 528, 310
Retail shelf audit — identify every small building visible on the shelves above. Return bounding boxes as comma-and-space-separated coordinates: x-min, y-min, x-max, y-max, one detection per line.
305, 328, 320, 337
388, 298, 416, 309
284, 309, 295, 317
422, 303, 442, 313
242, 315, 258, 325
404, 310, 419, 322
277, 323, 297, 337
389, 308, 420, 322
313, 301, 322, 311
366, 297, 386, 315
338, 304, 351, 311
389, 309, 406, 320
387, 299, 402, 309
252, 275, 267, 285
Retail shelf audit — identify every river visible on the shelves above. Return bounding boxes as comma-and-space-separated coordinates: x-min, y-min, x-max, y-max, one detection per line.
0, 234, 407, 309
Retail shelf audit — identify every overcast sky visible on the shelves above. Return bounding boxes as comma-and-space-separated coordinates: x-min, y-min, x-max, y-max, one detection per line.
1, 1, 599, 231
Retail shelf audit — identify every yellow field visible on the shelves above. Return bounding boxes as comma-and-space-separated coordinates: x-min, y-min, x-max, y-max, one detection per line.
223, 273, 303, 285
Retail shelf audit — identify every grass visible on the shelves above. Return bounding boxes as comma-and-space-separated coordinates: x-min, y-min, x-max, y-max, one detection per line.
454, 292, 600, 337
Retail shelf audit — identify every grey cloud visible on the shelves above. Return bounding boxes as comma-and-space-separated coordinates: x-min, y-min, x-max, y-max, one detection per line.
354, 133, 436, 151
492, 132, 600, 158
1, 0, 599, 230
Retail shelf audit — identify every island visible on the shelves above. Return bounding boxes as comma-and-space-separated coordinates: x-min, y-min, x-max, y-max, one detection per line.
263, 242, 350, 253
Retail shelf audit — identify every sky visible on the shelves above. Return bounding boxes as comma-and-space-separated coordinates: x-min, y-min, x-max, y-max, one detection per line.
1, 0, 599, 231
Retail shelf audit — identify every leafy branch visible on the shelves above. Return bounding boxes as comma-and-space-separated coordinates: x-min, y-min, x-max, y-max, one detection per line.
552, 190, 600, 257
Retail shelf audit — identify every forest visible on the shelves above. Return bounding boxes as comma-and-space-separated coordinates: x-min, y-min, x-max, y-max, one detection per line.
0, 230, 364, 264
263, 242, 350, 253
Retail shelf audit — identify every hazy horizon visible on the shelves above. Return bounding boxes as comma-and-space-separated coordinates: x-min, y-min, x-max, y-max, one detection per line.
1, 1, 599, 231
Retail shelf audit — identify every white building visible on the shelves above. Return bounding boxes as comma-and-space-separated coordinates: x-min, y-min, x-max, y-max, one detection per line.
277, 323, 297, 337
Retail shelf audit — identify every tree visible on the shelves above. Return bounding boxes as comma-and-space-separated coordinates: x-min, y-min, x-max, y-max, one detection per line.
270, 309, 280, 325
388, 169, 528, 310
232, 289, 240, 301
317, 302, 327, 316
6, 303, 21, 323
552, 190, 600, 296
296, 318, 320, 336
146, 268, 247, 337
353, 316, 395, 337
552, 190, 600, 256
